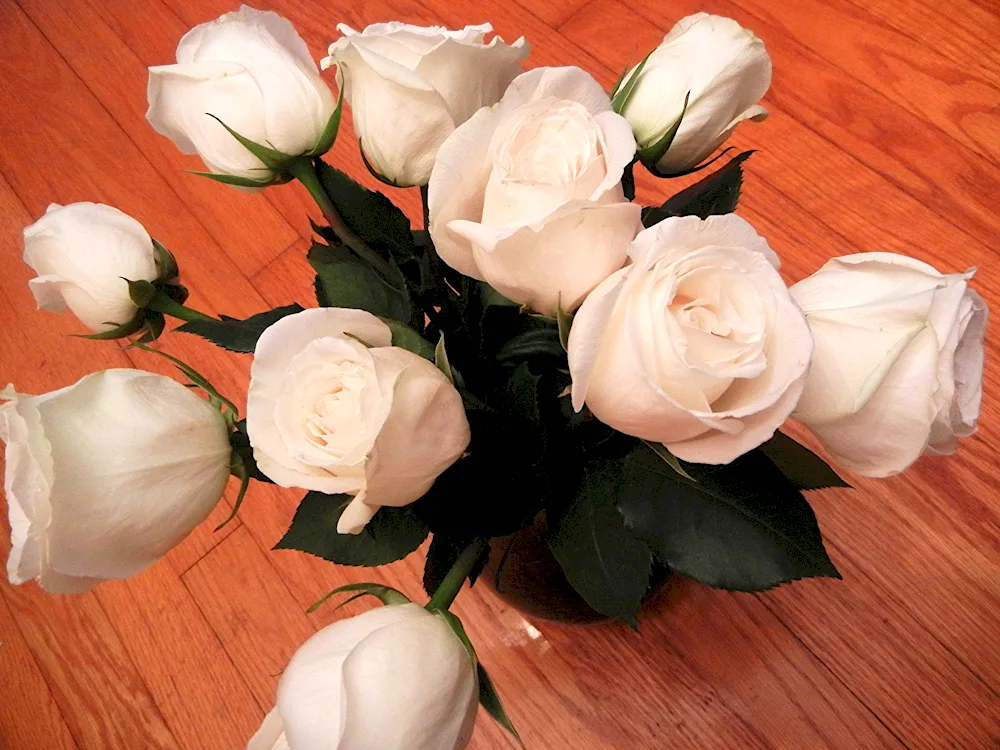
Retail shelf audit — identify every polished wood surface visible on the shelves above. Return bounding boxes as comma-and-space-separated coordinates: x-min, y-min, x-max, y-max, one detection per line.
0, 0, 998, 747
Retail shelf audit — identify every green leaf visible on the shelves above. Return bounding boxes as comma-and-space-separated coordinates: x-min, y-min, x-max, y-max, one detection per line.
381, 319, 434, 360
480, 283, 518, 308
504, 362, 545, 424
759, 431, 849, 490
637, 91, 690, 169
547, 457, 653, 626
616, 443, 841, 591
433, 610, 478, 664
435, 332, 455, 383
478, 662, 524, 747
275, 491, 428, 566
423, 535, 489, 597
496, 328, 564, 362
315, 161, 417, 265
621, 160, 636, 201
642, 150, 753, 226
176, 304, 304, 353
126, 279, 157, 307
309, 241, 412, 322
307, 581, 410, 613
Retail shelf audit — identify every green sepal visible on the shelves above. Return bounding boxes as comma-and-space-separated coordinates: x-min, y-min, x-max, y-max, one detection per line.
556, 299, 573, 353
206, 114, 289, 170
151, 239, 179, 282
309, 87, 345, 157
76, 314, 146, 340
307, 582, 410, 614
215, 454, 251, 531
185, 170, 277, 189
435, 331, 455, 384
477, 662, 524, 747
610, 49, 653, 114
126, 278, 157, 308
642, 440, 695, 482
637, 91, 690, 170
359, 139, 406, 188
429, 610, 524, 747
136, 312, 166, 344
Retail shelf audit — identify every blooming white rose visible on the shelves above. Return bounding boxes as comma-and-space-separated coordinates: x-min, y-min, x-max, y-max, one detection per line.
322, 22, 528, 187
246, 308, 470, 533
1, 369, 232, 594
22, 202, 158, 333
147, 6, 337, 183
568, 214, 813, 464
248, 603, 478, 750
429, 66, 642, 317
618, 13, 771, 174
790, 253, 987, 478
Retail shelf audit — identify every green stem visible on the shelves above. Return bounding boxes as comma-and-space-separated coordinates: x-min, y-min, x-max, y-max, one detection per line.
288, 157, 397, 279
146, 293, 214, 323
426, 538, 489, 612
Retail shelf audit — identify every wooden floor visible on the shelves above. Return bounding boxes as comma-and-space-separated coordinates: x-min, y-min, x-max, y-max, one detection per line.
1, 0, 999, 747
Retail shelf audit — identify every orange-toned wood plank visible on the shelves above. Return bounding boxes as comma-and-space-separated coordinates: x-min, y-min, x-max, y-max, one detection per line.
0, 593, 78, 750
512, 0, 592, 28
722, 0, 1000, 164
250, 238, 317, 309
17, 0, 299, 279
590, 0, 1000, 252
0, 580, 177, 748
0, 168, 248, 750
845, 0, 1000, 87
95, 562, 263, 748
180, 526, 317, 709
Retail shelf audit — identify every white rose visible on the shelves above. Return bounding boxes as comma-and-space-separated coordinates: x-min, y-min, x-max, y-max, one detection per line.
618, 13, 771, 174
322, 22, 528, 187
246, 308, 470, 534
22, 202, 158, 333
568, 214, 813, 464
248, 603, 478, 750
1, 370, 232, 594
790, 253, 987, 478
429, 66, 642, 317
147, 6, 337, 183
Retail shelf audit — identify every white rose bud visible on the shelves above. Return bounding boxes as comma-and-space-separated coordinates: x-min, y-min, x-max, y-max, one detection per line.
568, 215, 813, 464
246, 308, 471, 534
23, 202, 159, 333
790, 253, 987, 478
429, 66, 642, 317
322, 22, 529, 187
1, 370, 232, 594
248, 603, 478, 750
618, 13, 771, 174
147, 6, 338, 184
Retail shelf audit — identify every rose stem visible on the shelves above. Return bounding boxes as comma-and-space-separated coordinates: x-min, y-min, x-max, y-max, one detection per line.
426, 538, 490, 612
287, 157, 393, 277
146, 293, 214, 322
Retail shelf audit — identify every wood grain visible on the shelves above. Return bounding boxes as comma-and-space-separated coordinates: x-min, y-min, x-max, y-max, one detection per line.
1, 0, 998, 748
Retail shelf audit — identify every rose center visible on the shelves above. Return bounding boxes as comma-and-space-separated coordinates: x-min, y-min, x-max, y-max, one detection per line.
304, 369, 367, 454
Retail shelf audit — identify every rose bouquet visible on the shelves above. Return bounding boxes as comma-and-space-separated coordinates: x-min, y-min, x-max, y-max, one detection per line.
2, 6, 987, 749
